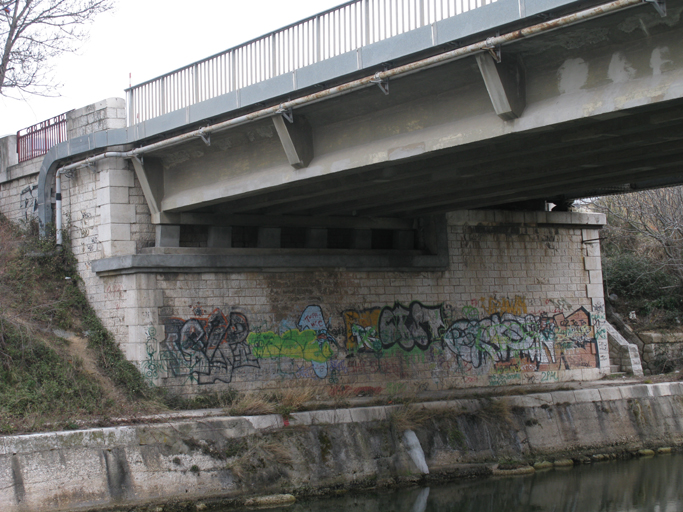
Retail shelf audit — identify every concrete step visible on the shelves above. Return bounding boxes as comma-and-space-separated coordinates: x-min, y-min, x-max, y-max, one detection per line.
611, 365, 622, 373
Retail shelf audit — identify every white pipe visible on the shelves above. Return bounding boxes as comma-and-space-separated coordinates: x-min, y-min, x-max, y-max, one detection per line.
52, 0, 646, 246
55, 174, 62, 247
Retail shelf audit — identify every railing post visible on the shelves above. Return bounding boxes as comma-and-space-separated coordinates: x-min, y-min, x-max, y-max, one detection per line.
193, 63, 200, 103
419, 0, 425, 27
364, 0, 370, 45
230, 50, 237, 92
127, 88, 135, 126
160, 77, 166, 115
271, 34, 277, 77
316, 15, 321, 62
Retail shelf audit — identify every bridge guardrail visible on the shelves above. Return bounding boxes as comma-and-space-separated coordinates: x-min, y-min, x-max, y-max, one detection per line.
16, 112, 69, 163
125, 0, 496, 126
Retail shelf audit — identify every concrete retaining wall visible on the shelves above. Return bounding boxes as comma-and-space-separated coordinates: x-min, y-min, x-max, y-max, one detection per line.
2, 382, 683, 512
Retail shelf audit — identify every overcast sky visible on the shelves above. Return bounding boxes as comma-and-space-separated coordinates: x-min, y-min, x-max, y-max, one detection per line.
0, 0, 344, 136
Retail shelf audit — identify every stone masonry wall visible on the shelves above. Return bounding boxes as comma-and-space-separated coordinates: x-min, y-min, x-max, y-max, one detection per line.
0, 99, 610, 399
123, 212, 608, 398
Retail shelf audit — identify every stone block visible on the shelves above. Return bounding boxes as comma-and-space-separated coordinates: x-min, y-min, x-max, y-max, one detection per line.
573, 389, 602, 403
101, 240, 136, 258
350, 406, 388, 422
584, 256, 602, 270
551, 391, 576, 404
309, 409, 353, 425
98, 169, 135, 189
99, 203, 136, 224
598, 387, 623, 401
651, 383, 672, 397
97, 186, 129, 205
98, 223, 131, 242
586, 284, 604, 298
588, 270, 603, 284
445, 210, 469, 225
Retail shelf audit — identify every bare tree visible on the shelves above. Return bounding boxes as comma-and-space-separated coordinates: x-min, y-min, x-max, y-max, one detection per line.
0, 0, 112, 97
594, 187, 683, 284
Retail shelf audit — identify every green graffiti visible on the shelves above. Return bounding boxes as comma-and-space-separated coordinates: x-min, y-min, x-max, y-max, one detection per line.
248, 329, 333, 363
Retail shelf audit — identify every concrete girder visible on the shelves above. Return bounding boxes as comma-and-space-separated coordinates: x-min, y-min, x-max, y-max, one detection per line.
475, 52, 526, 120
131, 157, 163, 219
266, 122, 683, 217
400, 158, 683, 217
352, 143, 683, 217
213, 112, 681, 216
272, 114, 314, 169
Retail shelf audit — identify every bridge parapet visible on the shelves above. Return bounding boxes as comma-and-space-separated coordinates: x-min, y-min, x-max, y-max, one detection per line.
126, 0, 503, 125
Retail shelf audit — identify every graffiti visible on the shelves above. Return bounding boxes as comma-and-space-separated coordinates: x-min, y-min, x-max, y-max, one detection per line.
248, 329, 333, 363
20, 185, 38, 219
342, 308, 380, 351
444, 307, 596, 371
378, 302, 445, 351
488, 373, 522, 386
162, 309, 259, 384
478, 295, 528, 316
298, 305, 337, 378
140, 326, 162, 384
343, 299, 598, 375
152, 295, 601, 391
541, 370, 559, 383
246, 305, 338, 379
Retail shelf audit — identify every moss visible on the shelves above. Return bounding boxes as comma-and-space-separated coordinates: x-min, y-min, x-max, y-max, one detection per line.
318, 431, 332, 460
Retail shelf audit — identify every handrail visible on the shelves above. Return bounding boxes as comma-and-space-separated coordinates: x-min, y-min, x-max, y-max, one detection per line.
16, 112, 69, 163
125, 0, 496, 125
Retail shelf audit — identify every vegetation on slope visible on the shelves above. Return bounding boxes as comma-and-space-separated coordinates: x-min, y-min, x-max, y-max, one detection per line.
0, 215, 157, 434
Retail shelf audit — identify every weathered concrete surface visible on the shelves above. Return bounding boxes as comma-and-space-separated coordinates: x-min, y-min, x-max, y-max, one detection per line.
2, 382, 683, 512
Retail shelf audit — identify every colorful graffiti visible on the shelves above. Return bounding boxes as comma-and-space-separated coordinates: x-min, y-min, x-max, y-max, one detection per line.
248, 330, 333, 363
378, 302, 445, 351
343, 300, 598, 373
151, 296, 601, 389
248, 305, 338, 379
161, 308, 259, 384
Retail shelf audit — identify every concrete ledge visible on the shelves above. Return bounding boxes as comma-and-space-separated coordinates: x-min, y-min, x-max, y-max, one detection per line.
3, 382, 683, 512
90, 248, 450, 275
446, 209, 606, 227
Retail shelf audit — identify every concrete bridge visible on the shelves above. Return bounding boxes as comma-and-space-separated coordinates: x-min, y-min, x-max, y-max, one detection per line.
29, 0, 683, 273
1, 0, 676, 396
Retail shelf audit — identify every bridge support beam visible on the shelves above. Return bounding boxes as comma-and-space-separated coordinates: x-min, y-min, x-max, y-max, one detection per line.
475, 53, 526, 121
272, 114, 314, 169
131, 157, 164, 221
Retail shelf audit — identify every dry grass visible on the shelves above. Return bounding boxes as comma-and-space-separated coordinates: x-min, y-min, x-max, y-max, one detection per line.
389, 404, 438, 432
275, 385, 317, 414
227, 393, 277, 416
228, 437, 292, 480
227, 386, 319, 417
476, 398, 513, 426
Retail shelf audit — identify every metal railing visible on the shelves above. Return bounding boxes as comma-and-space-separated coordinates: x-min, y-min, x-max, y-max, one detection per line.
16, 112, 69, 163
126, 0, 496, 125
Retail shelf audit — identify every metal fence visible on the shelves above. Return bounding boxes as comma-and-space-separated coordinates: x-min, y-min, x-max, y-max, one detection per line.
16, 112, 69, 163
126, 0, 496, 125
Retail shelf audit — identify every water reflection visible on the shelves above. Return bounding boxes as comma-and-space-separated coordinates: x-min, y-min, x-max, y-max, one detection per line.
230, 454, 683, 512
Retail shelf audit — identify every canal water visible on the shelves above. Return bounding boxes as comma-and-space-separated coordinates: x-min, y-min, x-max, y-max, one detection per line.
228, 454, 683, 512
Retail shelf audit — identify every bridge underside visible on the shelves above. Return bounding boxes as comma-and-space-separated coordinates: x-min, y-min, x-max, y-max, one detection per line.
138, 1, 683, 221
86, 0, 683, 274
